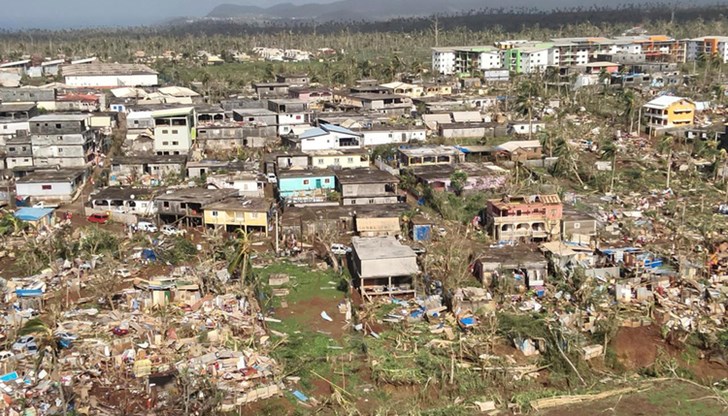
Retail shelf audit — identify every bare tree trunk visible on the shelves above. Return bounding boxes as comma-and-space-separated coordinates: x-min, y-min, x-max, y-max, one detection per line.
666, 149, 673, 189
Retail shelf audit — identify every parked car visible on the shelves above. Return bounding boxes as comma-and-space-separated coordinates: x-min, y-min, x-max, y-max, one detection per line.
115, 268, 132, 278
161, 224, 185, 236
111, 327, 129, 336
330, 243, 352, 256
136, 221, 158, 233
266, 173, 278, 183
12, 335, 37, 352
411, 245, 427, 255
87, 213, 109, 224
0, 351, 15, 362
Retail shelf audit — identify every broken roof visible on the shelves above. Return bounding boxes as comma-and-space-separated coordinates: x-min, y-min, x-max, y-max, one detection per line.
155, 188, 238, 202
203, 197, 270, 212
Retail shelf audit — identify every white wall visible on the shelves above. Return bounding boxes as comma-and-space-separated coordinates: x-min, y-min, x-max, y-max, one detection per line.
0, 121, 29, 137
65, 74, 158, 87
361, 130, 426, 146
154, 127, 192, 155
478, 52, 502, 70
432, 50, 456, 75
16, 181, 75, 198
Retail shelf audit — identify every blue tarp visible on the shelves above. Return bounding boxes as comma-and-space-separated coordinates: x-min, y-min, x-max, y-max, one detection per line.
0, 372, 18, 382
15, 289, 44, 297
413, 224, 432, 241
141, 249, 158, 261
14, 207, 54, 222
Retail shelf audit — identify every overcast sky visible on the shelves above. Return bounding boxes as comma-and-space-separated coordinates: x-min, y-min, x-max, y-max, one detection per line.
0, 0, 338, 29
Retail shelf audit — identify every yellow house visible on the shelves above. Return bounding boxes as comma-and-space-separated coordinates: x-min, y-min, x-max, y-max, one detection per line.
643, 96, 695, 134
203, 197, 270, 234
306, 149, 370, 169
380, 82, 424, 98
423, 84, 452, 97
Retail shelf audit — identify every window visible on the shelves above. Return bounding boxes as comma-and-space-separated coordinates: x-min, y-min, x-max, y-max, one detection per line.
324, 178, 330, 184
211, 211, 218, 217
134, 120, 139, 125
295, 115, 302, 120
163, 201, 170, 208
162, 141, 169, 146
8, 147, 15, 152
42, 185, 52, 190
303, 179, 310, 185
162, 130, 169, 134
250, 212, 259, 219
172, 141, 179, 146
56, 123, 62, 129
351, 200, 356, 205
369, 199, 375, 204
23, 158, 29, 162
347, 157, 354, 163
573, 223, 581, 229
334, 158, 340, 164
318, 159, 324, 165
21, 147, 26, 151
172, 130, 178, 134
58, 148, 63, 153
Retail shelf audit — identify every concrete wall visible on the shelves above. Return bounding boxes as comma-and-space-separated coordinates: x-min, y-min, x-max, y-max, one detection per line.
30, 120, 87, 135
343, 196, 399, 206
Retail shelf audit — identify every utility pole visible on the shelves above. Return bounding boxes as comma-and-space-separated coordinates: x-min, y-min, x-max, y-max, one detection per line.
274, 207, 279, 255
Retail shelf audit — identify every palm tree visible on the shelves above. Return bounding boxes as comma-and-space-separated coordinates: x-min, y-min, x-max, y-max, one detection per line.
659, 136, 674, 189
20, 315, 67, 414
618, 89, 638, 133
552, 137, 585, 187
600, 139, 618, 194
228, 229, 253, 288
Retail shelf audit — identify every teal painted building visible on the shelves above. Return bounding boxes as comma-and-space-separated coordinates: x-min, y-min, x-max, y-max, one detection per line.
278, 169, 336, 204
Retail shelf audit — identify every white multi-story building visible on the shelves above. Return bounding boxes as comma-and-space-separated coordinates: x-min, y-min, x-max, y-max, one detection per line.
686, 36, 728, 63
432, 47, 456, 75
520, 47, 551, 73
152, 107, 195, 156
432, 46, 502, 75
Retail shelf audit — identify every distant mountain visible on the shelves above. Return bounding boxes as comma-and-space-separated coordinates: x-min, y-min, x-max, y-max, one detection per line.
207, 0, 547, 21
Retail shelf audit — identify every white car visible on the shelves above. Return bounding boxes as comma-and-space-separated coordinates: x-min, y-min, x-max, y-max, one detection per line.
115, 268, 132, 278
266, 173, 277, 183
161, 225, 185, 236
0, 351, 14, 362
330, 243, 352, 256
136, 222, 158, 233
12, 336, 37, 353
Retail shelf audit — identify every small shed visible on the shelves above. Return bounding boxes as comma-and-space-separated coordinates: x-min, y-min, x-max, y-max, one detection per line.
411, 216, 434, 242
14, 207, 55, 228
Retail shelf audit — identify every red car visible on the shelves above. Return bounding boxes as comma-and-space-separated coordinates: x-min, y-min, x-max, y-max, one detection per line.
87, 214, 110, 224
111, 327, 129, 336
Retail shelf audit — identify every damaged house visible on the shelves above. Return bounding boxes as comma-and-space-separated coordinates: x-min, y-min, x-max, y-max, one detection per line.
471, 245, 548, 290
351, 236, 419, 301
484, 194, 563, 242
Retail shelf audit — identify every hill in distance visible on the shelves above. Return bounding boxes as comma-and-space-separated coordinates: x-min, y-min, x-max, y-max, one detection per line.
207, 0, 591, 21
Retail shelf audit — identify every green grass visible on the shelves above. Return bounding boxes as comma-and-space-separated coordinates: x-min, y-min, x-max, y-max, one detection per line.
643, 382, 727, 416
